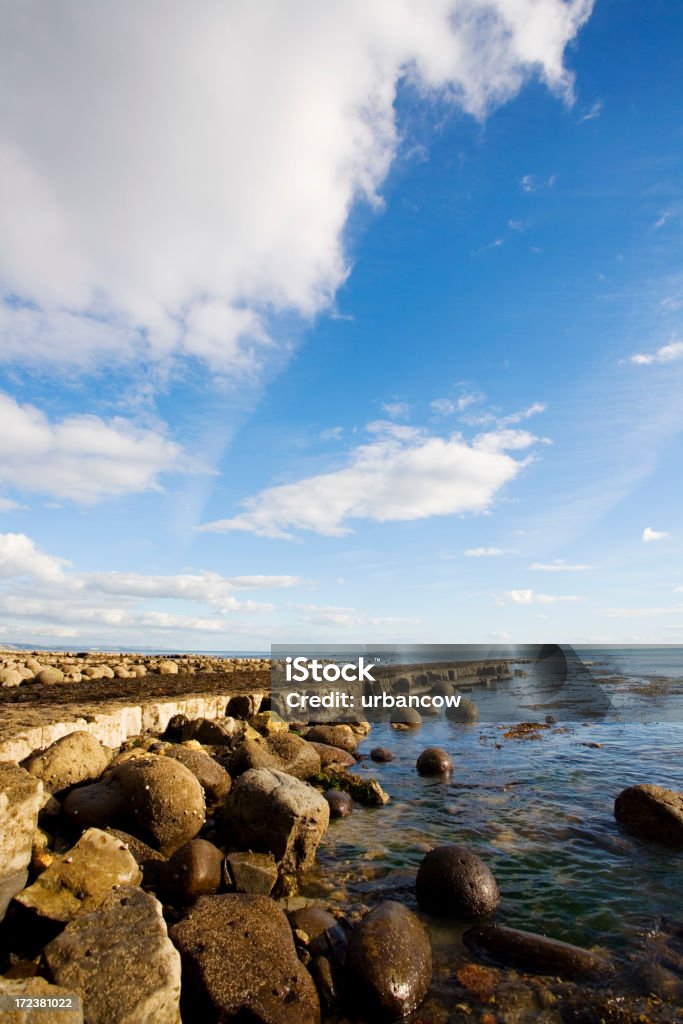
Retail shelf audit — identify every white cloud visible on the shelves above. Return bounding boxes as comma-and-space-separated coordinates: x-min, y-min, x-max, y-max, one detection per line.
578, 98, 602, 122
381, 402, 411, 420
0, 497, 26, 512
296, 603, 419, 628
642, 527, 669, 543
520, 173, 557, 192
464, 547, 505, 557
0, 533, 69, 581
530, 559, 592, 571
0, 393, 188, 503
199, 423, 541, 539
498, 589, 579, 604
499, 402, 547, 425
0, 1, 593, 375
630, 341, 683, 366
431, 392, 484, 416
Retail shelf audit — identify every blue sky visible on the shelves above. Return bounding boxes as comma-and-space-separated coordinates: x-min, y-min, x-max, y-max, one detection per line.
1, 0, 682, 649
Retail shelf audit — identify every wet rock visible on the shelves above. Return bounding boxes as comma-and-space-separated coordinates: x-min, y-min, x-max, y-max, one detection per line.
325, 790, 354, 818
170, 893, 320, 1023
45, 886, 181, 1023
312, 769, 390, 807
370, 747, 394, 763
445, 698, 479, 723
389, 707, 422, 728
288, 906, 338, 943
0, 977, 83, 1023
416, 747, 452, 776
545, 714, 558, 724
63, 754, 205, 856
0, 763, 43, 920
463, 922, 613, 979
224, 851, 278, 895
228, 732, 321, 780
162, 745, 231, 802
306, 724, 357, 753
345, 901, 432, 1021
614, 783, 683, 844
416, 845, 499, 918
15, 828, 141, 923
24, 731, 111, 794
161, 839, 223, 902
222, 768, 329, 873
309, 742, 356, 769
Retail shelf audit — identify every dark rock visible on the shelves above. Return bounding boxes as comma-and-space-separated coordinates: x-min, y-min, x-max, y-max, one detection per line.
45, 886, 181, 1023
311, 769, 390, 806
309, 742, 356, 769
170, 893, 320, 1023
370, 747, 394, 763
63, 754, 205, 856
614, 784, 683, 844
226, 694, 254, 719
445, 698, 479, 723
288, 907, 338, 944
416, 845, 499, 918
163, 713, 189, 741
182, 718, 239, 745
163, 745, 232, 802
228, 732, 321, 780
221, 768, 329, 873
389, 707, 422, 727
416, 747, 452, 776
463, 922, 613, 978
345, 900, 432, 1021
305, 725, 357, 753
23, 731, 111, 795
545, 713, 558, 724
104, 827, 165, 884
224, 851, 278, 895
161, 839, 224, 902
325, 790, 353, 818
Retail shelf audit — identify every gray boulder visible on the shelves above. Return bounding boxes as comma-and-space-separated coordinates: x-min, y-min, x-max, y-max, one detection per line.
45, 886, 181, 1023
170, 893, 320, 1023
222, 768, 329, 873
228, 733, 321, 780
0, 762, 43, 920
24, 731, 111, 794
162, 746, 231, 802
15, 827, 141, 923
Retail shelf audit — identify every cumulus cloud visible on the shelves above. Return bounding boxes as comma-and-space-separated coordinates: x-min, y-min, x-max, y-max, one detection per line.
498, 589, 579, 604
630, 341, 683, 366
530, 560, 592, 571
0, 393, 188, 503
0, 0, 593, 375
198, 422, 541, 538
642, 527, 669, 543
0, 532, 69, 581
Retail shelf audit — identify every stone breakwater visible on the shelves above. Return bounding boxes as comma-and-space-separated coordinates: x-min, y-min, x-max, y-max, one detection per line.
0, 653, 680, 1023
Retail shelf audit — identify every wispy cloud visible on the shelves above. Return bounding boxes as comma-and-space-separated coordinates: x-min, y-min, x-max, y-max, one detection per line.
497, 589, 579, 605
530, 559, 593, 571
578, 98, 603, 123
381, 402, 411, 420
642, 526, 669, 543
520, 173, 557, 193
629, 340, 683, 366
464, 547, 506, 557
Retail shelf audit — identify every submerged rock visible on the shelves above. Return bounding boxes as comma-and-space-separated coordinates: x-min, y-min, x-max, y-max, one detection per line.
445, 698, 479, 723
222, 768, 329, 873
463, 922, 613, 979
389, 707, 422, 728
24, 731, 111, 794
416, 747, 452, 776
15, 828, 141, 923
45, 886, 181, 1024
324, 790, 354, 818
0, 763, 43, 921
416, 845, 499, 918
370, 747, 394, 763
170, 893, 320, 1023
345, 901, 432, 1021
614, 783, 683, 844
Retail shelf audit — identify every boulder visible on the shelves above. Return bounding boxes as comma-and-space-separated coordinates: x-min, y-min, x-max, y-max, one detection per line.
228, 733, 321, 780
446, 698, 479, 723
370, 747, 394, 763
288, 906, 338, 944
104, 828, 165, 883
389, 707, 422, 728
345, 901, 432, 1020
309, 742, 356, 769
249, 711, 289, 735
157, 660, 179, 675
162, 746, 231, 802
325, 790, 353, 818
170, 894, 320, 1023
63, 754, 205, 856
15, 828, 141, 923
226, 694, 254, 719
0, 667, 23, 687
0, 977, 83, 1023
181, 718, 240, 745
34, 667, 65, 685
224, 851, 278, 896
45, 886, 181, 1024
305, 725, 357, 753
416, 845, 499, 918
614, 784, 683, 844
24, 731, 111, 794
222, 768, 329, 873
463, 923, 612, 979
160, 839, 224, 902
0, 763, 43, 920
416, 747, 452, 776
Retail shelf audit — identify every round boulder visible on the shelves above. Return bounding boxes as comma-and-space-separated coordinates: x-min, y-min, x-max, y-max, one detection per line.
345, 901, 432, 1020
416, 747, 452, 776
445, 698, 479, 723
389, 707, 422, 728
161, 839, 224, 902
305, 724, 358, 753
325, 790, 353, 818
163, 745, 232, 802
370, 747, 394, 763
416, 845, 499, 918
24, 731, 111, 794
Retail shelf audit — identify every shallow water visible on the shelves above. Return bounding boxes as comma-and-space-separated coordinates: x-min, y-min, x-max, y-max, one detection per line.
304, 716, 683, 964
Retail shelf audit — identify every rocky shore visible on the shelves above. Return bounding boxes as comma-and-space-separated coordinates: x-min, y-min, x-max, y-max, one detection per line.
0, 652, 681, 1023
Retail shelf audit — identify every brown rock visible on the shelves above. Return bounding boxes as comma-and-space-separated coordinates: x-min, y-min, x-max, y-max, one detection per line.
416, 746, 452, 776
463, 922, 613, 979
224, 851, 278, 895
309, 742, 356, 768
162, 745, 231, 802
161, 839, 223, 902
416, 845, 499, 918
305, 725, 357, 753
24, 731, 111, 794
614, 783, 683, 844
324, 790, 353, 818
